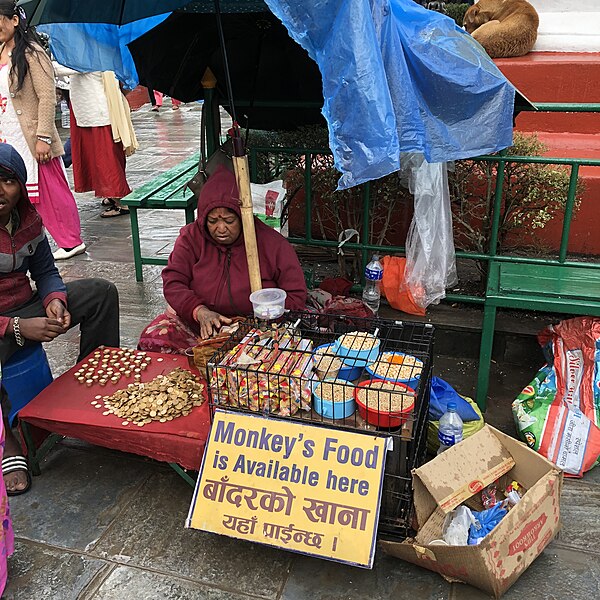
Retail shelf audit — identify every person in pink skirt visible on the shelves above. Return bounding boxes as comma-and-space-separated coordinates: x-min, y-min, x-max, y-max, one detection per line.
0, 1, 85, 260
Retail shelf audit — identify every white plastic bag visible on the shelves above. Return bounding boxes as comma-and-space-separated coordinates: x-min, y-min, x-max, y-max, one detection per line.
400, 153, 458, 309
251, 180, 287, 236
442, 505, 478, 546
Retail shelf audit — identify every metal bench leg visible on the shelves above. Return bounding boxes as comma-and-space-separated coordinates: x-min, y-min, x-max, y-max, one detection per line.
476, 303, 497, 413
168, 463, 197, 488
184, 204, 195, 225
20, 421, 41, 476
129, 207, 143, 282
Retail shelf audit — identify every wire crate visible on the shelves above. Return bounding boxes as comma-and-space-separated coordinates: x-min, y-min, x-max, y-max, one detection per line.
206, 310, 434, 540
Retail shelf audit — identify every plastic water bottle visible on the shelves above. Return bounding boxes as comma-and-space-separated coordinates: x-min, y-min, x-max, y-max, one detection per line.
60, 100, 70, 128
437, 402, 464, 455
362, 254, 384, 314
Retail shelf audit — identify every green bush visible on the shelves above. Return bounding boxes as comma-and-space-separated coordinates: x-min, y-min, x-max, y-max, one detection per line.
445, 3, 469, 26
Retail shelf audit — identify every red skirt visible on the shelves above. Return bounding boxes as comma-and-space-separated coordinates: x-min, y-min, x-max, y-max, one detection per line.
70, 110, 131, 199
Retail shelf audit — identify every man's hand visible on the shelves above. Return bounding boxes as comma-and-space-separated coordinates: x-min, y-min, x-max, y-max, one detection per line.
46, 299, 71, 329
195, 306, 232, 340
18, 317, 65, 342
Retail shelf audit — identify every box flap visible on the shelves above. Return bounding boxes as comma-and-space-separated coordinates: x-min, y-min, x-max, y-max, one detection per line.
413, 425, 515, 514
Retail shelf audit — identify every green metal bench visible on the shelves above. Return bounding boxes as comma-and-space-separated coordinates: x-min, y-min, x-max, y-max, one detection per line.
123, 153, 199, 281
473, 154, 600, 411
476, 260, 600, 410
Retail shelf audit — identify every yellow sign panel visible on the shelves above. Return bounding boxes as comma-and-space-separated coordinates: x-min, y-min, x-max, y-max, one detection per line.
187, 409, 389, 567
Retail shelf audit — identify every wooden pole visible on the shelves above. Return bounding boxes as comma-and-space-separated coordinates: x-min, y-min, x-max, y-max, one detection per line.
233, 154, 262, 293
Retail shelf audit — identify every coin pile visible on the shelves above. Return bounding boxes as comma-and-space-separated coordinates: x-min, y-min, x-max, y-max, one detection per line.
92, 368, 205, 427
73, 347, 154, 387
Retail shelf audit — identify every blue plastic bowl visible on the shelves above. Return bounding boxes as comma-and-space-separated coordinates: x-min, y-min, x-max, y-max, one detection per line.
332, 332, 380, 364
365, 352, 423, 389
337, 359, 365, 381
315, 343, 364, 381
312, 378, 356, 420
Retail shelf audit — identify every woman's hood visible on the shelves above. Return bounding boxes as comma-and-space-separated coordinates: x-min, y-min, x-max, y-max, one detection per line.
196, 165, 242, 243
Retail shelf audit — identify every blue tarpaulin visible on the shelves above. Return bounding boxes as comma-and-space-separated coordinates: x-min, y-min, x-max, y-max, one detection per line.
37, 16, 169, 90
264, 0, 515, 189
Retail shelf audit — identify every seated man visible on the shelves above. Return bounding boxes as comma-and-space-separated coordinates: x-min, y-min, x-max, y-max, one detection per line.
139, 165, 307, 351
0, 143, 120, 495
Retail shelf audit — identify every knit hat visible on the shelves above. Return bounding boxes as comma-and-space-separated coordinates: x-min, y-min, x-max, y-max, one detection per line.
0, 142, 27, 186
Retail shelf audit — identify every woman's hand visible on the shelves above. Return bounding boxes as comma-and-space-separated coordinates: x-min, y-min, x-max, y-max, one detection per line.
195, 306, 232, 340
46, 299, 71, 330
35, 139, 51, 164
18, 317, 65, 342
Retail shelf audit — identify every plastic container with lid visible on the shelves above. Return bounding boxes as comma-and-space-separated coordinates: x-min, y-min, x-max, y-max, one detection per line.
249, 288, 287, 320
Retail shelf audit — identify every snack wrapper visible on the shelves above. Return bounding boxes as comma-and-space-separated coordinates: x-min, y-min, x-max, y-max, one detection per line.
209, 327, 313, 416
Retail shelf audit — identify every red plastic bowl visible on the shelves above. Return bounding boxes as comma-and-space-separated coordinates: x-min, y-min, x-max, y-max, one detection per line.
354, 379, 415, 428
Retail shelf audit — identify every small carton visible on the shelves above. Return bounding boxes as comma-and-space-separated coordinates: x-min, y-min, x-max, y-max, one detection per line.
380, 425, 562, 598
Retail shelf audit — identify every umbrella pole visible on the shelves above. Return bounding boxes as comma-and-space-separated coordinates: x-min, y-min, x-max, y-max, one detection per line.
233, 152, 262, 293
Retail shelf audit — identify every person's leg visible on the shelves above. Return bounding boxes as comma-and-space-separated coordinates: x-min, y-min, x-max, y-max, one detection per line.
65, 279, 120, 360
172, 98, 181, 110
0, 298, 47, 494
152, 91, 163, 111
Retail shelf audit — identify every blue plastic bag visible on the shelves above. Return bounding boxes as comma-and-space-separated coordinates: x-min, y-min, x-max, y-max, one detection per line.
468, 503, 508, 545
429, 377, 480, 422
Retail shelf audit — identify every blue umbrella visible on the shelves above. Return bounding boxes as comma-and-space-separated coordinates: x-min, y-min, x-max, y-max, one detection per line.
37, 16, 170, 89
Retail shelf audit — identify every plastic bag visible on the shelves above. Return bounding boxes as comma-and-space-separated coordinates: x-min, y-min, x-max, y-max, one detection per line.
512, 316, 600, 476
442, 505, 477, 546
251, 180, 287, 235
468, 503, 508, 545
429, 377, 481, 422
380, 256, 425, 316
400, 154, 457, 309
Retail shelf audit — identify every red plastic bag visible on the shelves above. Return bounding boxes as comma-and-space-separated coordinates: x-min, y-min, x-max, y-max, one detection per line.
380, 256, 425, 316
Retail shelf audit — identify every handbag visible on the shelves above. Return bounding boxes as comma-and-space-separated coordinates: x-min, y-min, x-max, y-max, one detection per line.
186, 95, 234, 200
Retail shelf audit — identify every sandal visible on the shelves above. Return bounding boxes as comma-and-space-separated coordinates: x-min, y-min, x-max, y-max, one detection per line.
3, 455, 32, 496
101, 206, 130, 218
101, 198, 116, 207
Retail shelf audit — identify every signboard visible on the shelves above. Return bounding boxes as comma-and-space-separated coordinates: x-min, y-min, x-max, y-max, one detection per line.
187, 409, 390, 567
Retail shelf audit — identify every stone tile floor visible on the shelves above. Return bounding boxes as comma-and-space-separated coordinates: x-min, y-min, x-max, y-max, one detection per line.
4, 103, 599, 599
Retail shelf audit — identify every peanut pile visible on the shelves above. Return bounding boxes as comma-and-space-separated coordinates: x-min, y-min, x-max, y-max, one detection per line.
315, 380, 355, 403
92, 368, 205, 427
358, 380, 414, 413
368, 352, 423, 381
337, 331, 379, 351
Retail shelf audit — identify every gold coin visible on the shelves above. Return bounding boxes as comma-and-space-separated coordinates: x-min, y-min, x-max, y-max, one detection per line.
122, 421, 129, 426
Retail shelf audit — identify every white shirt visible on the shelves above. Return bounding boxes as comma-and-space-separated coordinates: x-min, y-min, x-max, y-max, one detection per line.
53, 64, 110, 128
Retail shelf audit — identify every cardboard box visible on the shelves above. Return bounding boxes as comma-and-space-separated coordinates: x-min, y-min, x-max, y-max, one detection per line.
380, 425, 562, 598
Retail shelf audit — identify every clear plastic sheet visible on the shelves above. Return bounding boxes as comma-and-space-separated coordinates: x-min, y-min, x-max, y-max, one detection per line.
265, 0, 515, 189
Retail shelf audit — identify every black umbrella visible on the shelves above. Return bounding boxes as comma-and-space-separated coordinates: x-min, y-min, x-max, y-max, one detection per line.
128, 10, 324, 131
17, 0, 195, 26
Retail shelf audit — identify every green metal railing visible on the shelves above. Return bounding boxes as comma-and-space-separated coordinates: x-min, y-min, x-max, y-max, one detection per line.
247, 103, 600, 302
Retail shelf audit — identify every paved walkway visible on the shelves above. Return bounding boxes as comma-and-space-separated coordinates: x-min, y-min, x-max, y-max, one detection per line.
4, 103, 600, 600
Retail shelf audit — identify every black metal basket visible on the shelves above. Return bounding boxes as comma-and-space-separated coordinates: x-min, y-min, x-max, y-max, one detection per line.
206, 311, 434, 540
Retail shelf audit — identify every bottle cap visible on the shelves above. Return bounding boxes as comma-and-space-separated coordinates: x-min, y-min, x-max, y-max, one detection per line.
447, 402, 457, 411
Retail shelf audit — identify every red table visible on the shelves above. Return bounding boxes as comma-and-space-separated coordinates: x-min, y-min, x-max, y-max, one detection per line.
18, 350, 211, 471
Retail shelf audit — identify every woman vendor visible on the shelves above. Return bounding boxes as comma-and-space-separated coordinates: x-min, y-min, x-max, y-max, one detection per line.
139, 165, 307, 351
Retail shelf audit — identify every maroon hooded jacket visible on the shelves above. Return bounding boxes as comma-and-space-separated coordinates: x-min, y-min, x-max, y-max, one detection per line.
162, 165, 307, 327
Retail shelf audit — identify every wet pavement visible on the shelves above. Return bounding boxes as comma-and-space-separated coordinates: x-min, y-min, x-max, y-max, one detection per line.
4, 102, 599, 599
